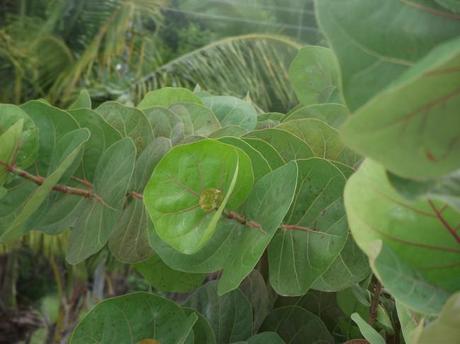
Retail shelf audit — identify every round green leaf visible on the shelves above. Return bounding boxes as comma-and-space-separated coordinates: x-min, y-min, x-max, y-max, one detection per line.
283, 103, 348, 128
144, 139, 253, 254
344, 159, 460, 314
137, 87, 203, 109
70, 292, 197, 344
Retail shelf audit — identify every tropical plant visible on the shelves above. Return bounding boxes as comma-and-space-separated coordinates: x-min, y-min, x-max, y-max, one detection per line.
1, 0, 460, 343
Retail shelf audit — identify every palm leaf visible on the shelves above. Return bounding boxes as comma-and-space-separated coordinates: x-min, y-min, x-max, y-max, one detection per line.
128, 33, 302, 111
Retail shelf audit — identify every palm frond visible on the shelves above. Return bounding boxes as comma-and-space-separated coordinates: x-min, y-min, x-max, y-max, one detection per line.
128, 33, 302, 111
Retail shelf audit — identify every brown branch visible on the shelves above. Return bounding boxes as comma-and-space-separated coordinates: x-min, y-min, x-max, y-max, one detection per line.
281, 224, 317, 233
428, 200, 460, 244
369, 275, 382, 326
129, 191, 144, 200
1, 161, 93, 198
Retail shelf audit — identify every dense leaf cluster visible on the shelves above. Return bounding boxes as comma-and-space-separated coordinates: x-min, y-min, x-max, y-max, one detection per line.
1, 0, 460, 343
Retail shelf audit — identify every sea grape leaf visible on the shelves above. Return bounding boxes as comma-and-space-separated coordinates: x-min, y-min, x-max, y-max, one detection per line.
341, 37, 460, 178
351, 313, 386, 344
144, 139, 253, 254
344, 159, 460, 314
242, 138, 284, 170
69, 89, 91, 109
269, 158, 348, 296
396, 302, 424, 344
137, 87, 203, 109
184, 281, 252, 344
289, 46, 342, 106
388, 169, 460, 213
70, 292, 197, 344
312, 237, 370, 292
278, 119, 358, 165
218, 161, 298, 295
134, 255, 205, 293
0, 104, 38, 170
283, 103, 348, 128
208, 125, 248, 138
169, 103, 221, 137
108, 200, 155, 263
202, 95, 258, 131
148, 218, 242, 273
244, 128, 314, 162
233, 332, 285, 344
66, 138, 136, 264
0, 120, 24, 186
69, 108, 122, 180
260, 305, 333, 344
183, 308, 216, 344
0, 129, 90, 243
315, 0, 460, 110
256, 112, 285, 129
147, 163, 295, 278
143, 107, 185, 144
416, 292, 460, 344
239, 270, 272, 332
108, 139, 171, 263
96, 101, 154, 154
219, 137, 271, 181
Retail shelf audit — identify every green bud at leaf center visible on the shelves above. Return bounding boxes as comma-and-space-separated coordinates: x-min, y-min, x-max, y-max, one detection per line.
199, 188, 224, 212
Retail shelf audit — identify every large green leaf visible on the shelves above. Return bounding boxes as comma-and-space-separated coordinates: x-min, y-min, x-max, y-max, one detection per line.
137, 87, 203, 109
184, 281, 253, 344
278, 119, 357, 165
70, 292, 197, 344
388, 169, 460, 213
0, 104, 38, 169
315, 0, 460, 110
218, 161, 298, 295
344, 159, 460, 314
0, 129, 90, 243
169, 103, 221, 137
242, 138, 284, 169
260, 305, 333, 344
244, 128, 314, 162
66, 138, 136, 264
219, 137, 271, 181
239, 270, 272, 333
202, 95, 258, 131
289, 46, 341, 106
341, 37, 460, 178
144, 139, 253, 254
283, 103, 348, 128
269, 158, 348, 296
142, 107, 185, 144
134, 255, 205, 293
69, 108, 122, 180
435, 0, 460, 13
312, 237, 370, 292
96, 101, 154, 154
108, 139, 171, 263
417, 292, 460, 344
147, 163, 295, 278
21, 100, 78, 174
0, 120, 24, 186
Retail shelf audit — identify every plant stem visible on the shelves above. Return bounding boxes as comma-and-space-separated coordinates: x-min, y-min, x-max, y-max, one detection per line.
369, 275, 382, 326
